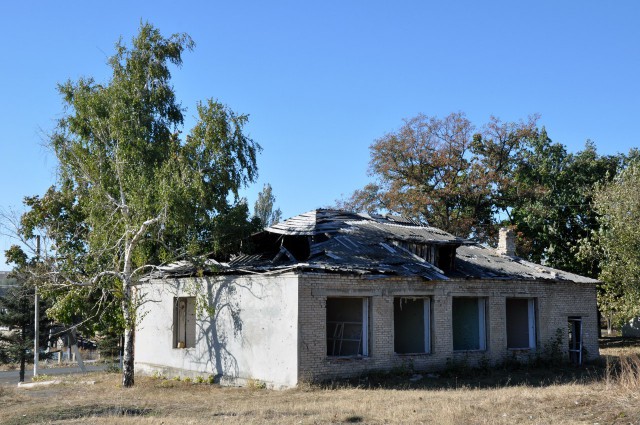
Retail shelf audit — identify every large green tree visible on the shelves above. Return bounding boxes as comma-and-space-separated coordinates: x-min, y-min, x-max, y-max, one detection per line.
17, 23, 260, 387
510, 137, 627, 276
337, 112, 538, 241
582, 160, 640, 327
339, 113, 630, 280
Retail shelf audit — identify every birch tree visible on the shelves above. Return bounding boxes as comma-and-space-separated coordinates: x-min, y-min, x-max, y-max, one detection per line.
253, 183, 282, 228
17, 23, 260, 387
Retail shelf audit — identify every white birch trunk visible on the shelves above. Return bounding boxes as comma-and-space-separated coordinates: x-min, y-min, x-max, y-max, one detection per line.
121, 277, 135, 387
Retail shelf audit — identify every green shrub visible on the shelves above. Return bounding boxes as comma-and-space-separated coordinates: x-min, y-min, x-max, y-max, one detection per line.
104, 362, 121, 374
247, 378, 267, 389
31, 374, 51, 382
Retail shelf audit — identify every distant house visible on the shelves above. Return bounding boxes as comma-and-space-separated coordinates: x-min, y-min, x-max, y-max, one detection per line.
622, 318, 640, 337
135, 209, 599, 388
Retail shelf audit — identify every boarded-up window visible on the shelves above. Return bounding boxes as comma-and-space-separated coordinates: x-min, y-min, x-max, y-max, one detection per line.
506, 298, 536, 349
326, 297, 369, 357
173, 297, 196, 348
452, 297, 486, 351
394, 298, 430, 354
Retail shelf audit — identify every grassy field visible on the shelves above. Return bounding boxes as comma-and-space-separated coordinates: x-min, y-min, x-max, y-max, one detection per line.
1, 337, 640, 424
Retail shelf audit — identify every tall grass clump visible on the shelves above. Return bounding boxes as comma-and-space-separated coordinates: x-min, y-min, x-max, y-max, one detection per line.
607, 354, 640, 395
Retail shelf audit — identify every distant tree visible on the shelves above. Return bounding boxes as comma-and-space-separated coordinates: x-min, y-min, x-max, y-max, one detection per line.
0, 248, 52, 382
253, 183, 282, 228
338, 112, 538, 241
15, 23, 261, 387
581, 159, 640, 327
0, 284, 34, 382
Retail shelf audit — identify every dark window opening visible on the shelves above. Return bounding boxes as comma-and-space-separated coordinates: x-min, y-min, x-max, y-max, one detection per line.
394, 298, 430, 354
392, 241, 435, 264
173, 297, 196, 348
326, 297, 369, 357
437, 245, 456, 272
452, 297, 486, 351
506, 298, 536, 349
391, 241, 457, 272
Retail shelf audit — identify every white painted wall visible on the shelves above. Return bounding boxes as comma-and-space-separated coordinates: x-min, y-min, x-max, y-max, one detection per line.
135, 273, 299, 388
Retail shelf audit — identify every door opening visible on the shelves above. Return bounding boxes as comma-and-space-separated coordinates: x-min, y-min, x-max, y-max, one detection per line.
568, 317, 583, 366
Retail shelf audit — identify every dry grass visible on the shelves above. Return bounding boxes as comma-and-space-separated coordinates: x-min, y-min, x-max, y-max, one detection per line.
600, 336, 640, 357
1, 337, 639, 425
0, 360, 106, 372
0, 375, 631, 425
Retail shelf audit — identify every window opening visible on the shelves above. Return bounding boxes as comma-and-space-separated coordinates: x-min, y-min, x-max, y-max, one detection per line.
391, 241, 431, 263
568, 316, 583, 365
437, 245, 456, 272
326, 297, 369, 356
452, 297, 486, 351
173, 297, 196, 348
394, 297, 430, 354
506, 298, 536, 349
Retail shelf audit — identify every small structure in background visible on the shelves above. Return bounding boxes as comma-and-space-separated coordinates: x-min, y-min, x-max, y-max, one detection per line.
135, 209, 599, 388
46, 326, 98, 366
0, 271, 17, 297
622, 318, 640, 337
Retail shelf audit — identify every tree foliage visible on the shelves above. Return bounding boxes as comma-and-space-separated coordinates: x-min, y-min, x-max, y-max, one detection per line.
511, 138, 627, 276
582, 160, 640, 325
253, 183, 282, 228
339, 113, 631, 279
0, 254, 52, 382
338, 112, 538, 240
15, 23, 261, 387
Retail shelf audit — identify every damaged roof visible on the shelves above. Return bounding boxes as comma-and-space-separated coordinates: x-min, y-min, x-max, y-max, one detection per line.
150, 209, 598, 284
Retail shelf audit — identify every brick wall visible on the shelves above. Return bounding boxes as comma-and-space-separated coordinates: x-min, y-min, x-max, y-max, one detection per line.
297, 274, 598, 382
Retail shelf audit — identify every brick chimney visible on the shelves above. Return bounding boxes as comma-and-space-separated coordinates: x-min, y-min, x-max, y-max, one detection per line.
496, 228, 516, 256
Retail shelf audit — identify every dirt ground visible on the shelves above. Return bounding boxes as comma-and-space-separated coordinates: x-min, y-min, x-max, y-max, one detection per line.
1, 337, 639, 425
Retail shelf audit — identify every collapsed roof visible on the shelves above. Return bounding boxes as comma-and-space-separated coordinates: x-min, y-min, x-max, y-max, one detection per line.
151, 209, 597, 284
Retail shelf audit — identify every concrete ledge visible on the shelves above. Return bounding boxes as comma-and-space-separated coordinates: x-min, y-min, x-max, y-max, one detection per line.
17, 380, 61, 388
136, 362, 292, 390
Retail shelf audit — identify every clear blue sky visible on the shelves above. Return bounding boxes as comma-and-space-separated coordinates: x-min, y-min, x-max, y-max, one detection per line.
1, 1, 638, 270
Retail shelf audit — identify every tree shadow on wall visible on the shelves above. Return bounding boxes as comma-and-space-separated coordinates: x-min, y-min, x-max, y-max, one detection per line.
192, 277, 242, 383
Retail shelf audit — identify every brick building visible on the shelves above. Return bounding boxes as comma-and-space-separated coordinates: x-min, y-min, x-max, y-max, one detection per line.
135, 209, 599, 388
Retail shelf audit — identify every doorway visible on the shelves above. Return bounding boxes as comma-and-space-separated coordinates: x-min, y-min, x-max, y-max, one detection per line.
568, 317, 583, 365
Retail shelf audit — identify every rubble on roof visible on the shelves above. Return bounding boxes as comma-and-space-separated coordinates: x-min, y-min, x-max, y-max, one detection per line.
147, 209, 598, 284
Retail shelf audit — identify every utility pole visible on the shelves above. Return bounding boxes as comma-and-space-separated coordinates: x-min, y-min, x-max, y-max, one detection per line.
33, 235, 40, 377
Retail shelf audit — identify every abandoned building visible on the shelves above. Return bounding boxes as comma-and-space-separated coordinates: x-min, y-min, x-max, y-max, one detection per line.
135, 209, 599, 388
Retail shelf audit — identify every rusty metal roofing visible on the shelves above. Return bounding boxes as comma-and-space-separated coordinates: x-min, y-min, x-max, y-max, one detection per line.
148, 209, 598, 284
